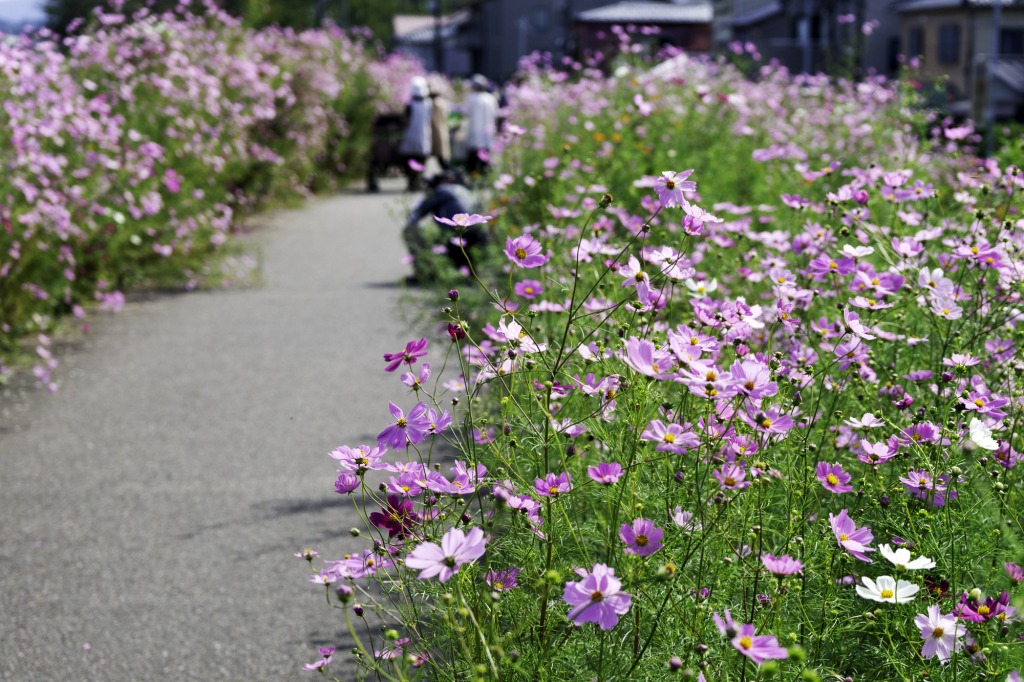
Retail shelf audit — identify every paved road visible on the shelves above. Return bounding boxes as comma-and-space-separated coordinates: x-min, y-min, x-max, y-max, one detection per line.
0, 179, 424, 680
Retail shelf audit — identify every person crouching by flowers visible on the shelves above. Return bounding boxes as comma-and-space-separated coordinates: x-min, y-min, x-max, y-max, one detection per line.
402, 169, 491, 284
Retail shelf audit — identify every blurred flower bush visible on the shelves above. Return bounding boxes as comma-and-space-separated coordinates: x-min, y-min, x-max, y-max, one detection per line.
0, 1, 422, 389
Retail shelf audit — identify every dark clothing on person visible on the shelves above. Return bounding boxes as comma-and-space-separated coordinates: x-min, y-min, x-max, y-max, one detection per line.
404, 180, 489, 278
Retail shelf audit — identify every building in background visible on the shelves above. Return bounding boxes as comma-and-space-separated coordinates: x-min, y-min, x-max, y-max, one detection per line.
896, 0, 1024, 120
712, 0, 903, 77
575, 1, 713, 60
393, 10, 473, 74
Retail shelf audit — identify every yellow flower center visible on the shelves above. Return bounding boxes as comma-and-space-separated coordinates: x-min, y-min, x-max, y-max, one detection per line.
665, 179, 676, 190
932, 627, 945, 638
880, 589, 894, 599
738, 636, 753, 650
829, 261, 838, 269
515, 247, 527, 259
724, 476, 737, 486
760, 418, 772, 429
978, 605, 991, 616
974, 399, 985, 408
396, 418, 407, 428
744, 381, 755, 391
826, 474, 839, 485
839, 533, 849, 541
549, 486, 559, 495
664, 434, 676, 443
636, 535, 649, 547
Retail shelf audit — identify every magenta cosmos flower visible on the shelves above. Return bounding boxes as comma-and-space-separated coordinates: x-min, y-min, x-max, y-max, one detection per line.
816, 461, 853, 493
619, 518, 664, 556
504, 234, 549, 268
563, 563, 632, 630
829, 509, 875, 562
383, 338, 428, 372
713, 610, 789, 665
915, 604, 965, 663
405, 526, 487, 582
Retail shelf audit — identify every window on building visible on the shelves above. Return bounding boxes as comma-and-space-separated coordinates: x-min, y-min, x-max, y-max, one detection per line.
938, 24, 960, 64
1001, 28, 1024, 56
907, 27, 925, 58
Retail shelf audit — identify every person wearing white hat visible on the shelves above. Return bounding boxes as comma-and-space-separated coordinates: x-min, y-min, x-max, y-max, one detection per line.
464, 74, 497, 176
399, 76, 433, 190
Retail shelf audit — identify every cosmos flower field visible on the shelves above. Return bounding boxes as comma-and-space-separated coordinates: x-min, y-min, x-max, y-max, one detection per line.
307, 38, 1024, 682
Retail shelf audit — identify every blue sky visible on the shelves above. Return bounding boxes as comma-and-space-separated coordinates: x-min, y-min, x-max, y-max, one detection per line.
0, 0, 45, 22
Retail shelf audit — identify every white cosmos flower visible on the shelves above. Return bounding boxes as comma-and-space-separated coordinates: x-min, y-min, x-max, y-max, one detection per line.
879, 544, 936, 571
968, 417, 999, 451
683, 277, 718, 297
855, 575, 919, 603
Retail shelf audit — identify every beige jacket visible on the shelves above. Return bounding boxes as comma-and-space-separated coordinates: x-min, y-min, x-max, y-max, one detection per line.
430, 95, 451, 163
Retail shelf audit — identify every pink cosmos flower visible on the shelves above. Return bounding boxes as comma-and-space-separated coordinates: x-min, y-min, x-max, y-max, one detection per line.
329, 444, 387, 473
563, 563, 632, 630
761, 553, 804, 576
713, 610, 789, 665
334, 473, 360, 494
622, 336, 674, 378
504, 234, 550, 268
619, 518, 664, 556
405, 526, 487, 582
485, 567, 520, 592
303, 646, 335, 672
433, 213, 492, 229
163, 168, 182, 194
514, 279, 544, 299
653, 169, 696, 208
401, 362, 431, 389
816, 461, 853, 493
915, 604, 965, 663
377, 401, 431, 450
641, 419, 700, 454
672, 507, 702, 532
830, 509, 875, 562
535, 471, 573, 497
713, 463, 750, 490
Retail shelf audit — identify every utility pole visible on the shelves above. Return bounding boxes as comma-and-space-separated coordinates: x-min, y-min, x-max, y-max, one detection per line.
985, 0, 1002, 156
801, 0, 813, 74
432, 0, 445, 74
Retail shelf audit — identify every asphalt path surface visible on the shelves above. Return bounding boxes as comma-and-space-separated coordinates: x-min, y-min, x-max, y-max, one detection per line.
0, 179, 428, 680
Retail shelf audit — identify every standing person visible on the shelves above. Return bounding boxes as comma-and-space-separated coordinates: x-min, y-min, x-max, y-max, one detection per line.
464, 74, 498, 177
399, 76, 432, 191
428, 79, 451, 170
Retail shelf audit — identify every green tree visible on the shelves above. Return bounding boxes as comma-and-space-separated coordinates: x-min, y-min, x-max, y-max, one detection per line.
46, 0, 459, 44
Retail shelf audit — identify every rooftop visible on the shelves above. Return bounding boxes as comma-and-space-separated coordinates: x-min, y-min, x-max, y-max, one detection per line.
895, 0, 1024, 10
576, 0, 713, 24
